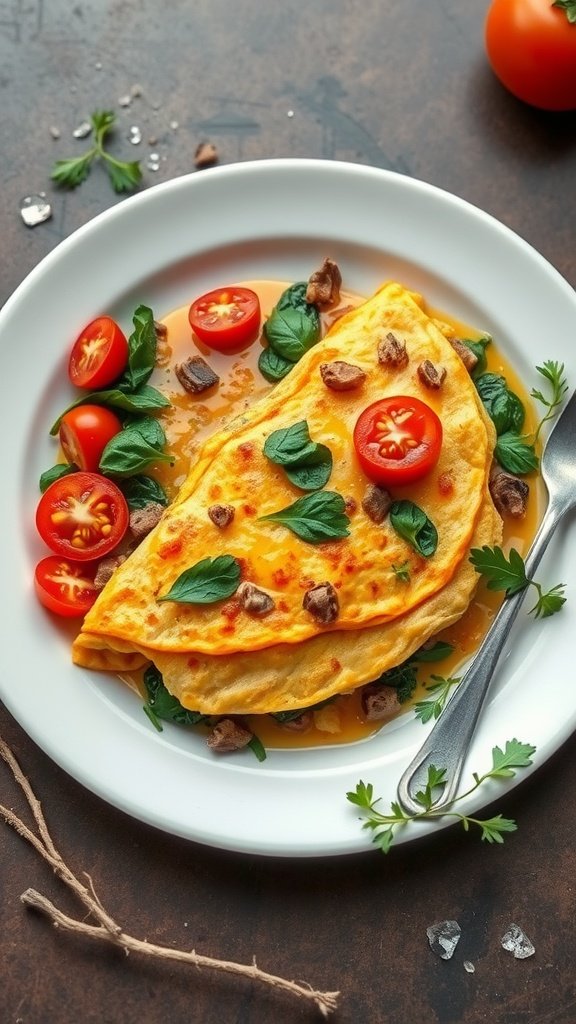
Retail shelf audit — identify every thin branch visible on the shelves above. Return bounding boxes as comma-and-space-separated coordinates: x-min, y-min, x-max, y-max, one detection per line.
0, 736, 340, 1017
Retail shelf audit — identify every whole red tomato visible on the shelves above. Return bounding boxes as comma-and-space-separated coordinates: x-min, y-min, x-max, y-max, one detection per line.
485, 0, 576, 111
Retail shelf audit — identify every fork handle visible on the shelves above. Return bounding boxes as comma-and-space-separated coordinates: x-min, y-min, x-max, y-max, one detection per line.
396, 500, 561, 815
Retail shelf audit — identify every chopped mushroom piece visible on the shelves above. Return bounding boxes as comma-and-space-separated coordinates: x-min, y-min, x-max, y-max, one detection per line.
194, 140, 219, 169
208, 503, 235, 529
236, 581, 275, 616
303, 581, 339, 624
306, 257, 342, 308
319, 360, 367, 391
489, 465, 529, 519
377, 331, 409, 370
94, 554, 126, 590
417, 359, 447, 390
448, 337, 478, 374
278, 711, 313, 732
175, 356, 220, 394
207, 718, 253, 752
361, 483, 392, 524
129, 502, 164, 540
361, 683, 401, 721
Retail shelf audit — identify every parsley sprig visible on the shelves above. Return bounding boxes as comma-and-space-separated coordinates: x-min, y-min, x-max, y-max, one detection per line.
531, 360, 569, 444
414, 674, 461, 724
51, 111, 142, 193
347, 739, 535, 853
470, 545, 566, 618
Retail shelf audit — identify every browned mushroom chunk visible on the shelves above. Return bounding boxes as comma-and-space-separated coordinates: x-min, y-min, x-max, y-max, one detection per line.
361, 483, 392, 524
361, 684, 401, 721
175, 356, 220, 394
236, 581, 275, 617
278, 711, 313, 733
93, 554, 126, 590
306, 258, 342, 308
129, 502, 164, 541
417, 359, 447, 390
319, 360, 367, 391
207, 718, 253, 752
208, 503, 235, 529
302, 582, 339, 624
448, 337, 478, 374
489, 465, 529, 519
377, 331, 409, 370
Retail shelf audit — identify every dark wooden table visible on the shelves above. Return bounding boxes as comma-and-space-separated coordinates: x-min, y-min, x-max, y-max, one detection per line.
3, 3, 576, 1022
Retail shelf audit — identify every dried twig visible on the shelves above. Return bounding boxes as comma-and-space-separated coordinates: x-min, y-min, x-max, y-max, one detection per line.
0, 737, 340, 1017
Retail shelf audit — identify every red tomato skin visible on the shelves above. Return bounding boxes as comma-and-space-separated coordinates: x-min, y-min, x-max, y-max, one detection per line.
188, 287, 261, 351
485, 0, 576, 111
59, 405, 123, 472
68, 316, 129, 389
34, 556, 99, 617
353, 396, 443, 487
36, 472, 129, 562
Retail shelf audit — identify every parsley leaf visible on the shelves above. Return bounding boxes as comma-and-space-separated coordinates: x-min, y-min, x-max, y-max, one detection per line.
159, 555, 242, 605
414, 675, 461, 724
259, 490, 350, 544
51, 110, 142, 194
470, 545, 566, 619
494, 432, 539, 475
530, 360, 569, 443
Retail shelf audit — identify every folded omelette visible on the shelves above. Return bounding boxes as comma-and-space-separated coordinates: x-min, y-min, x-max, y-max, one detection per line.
73, 281, 501, 714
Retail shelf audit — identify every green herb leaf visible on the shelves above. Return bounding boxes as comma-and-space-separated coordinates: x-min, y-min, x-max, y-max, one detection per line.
50, 110, 142, 194
461, 335, 491, 378
414, 675, 460, 724
494, 432, 539, 475
125, 415, 166, 448
49, 384, 169, 435
118, 305, 158, 391
258, 346, 293, 382
264, 306, 320, 363
469, 545, 529, 595
389, 500, 438, 558
488, 739, 537, 778
263, 420, 333, 491
276, 281, 319, 318
259, 490, 350, 544
391, 561, 411, 583
477, 815, 518, 844
413, 640, 455, 663
531, 360, 569, 442
142, 665, 210, 728
475, 373, 525, 435
529, 582, 567, 619
247, 734, 267, 762
159, 555, 241, 604
119, 474, 168, 510
39, 463, 77, 492
99, 428, 172, 477
552, 0, 576, 24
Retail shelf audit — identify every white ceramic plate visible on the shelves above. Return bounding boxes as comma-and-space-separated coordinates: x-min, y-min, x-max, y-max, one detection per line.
1, 159, 575, 857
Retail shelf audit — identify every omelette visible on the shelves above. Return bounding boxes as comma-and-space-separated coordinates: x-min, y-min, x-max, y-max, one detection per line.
73, 281, 501, 714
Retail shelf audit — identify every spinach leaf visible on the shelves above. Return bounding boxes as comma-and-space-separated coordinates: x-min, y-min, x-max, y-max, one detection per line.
264, 306, 320, 363
119, 474, 168, 510
389, 500, 438, 558
276, 281, 319, 320
125, 415, 166, 448
258, 346, 293, 383
142, 664, 210, 730
461, 334, 491, 378
475, 373, 525, 435
263, 420, 333, 491
39, 463, 77, 492
494, 432, 539, 475
413, 640, 455, 663
259, 491, 350, 544
159, 555, 241, 604
118, 304, 158, 391
370, 662, 419, 704
99, 429, 172, 476
50, 384, 169, 435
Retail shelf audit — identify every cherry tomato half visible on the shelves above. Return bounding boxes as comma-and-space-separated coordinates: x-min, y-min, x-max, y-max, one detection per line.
353, 396, 443, 487
36, 471, 129, 562
485, 0, 576, 111
68, 315, 129, 389
34, 556, 99, 617
59, 405, 123, 473
188, 286, 261, 351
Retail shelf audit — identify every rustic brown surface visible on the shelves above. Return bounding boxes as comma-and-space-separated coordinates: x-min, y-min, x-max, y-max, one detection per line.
3, 2, 576, 1022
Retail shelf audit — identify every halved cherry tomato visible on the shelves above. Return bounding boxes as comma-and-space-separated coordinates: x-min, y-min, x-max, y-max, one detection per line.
59, 405, 123, 473
34, 556, 99, 617
36, 472, 129, 562
68, 316, 129, 389
353, 396, 443, 487
188, 286, 261, 351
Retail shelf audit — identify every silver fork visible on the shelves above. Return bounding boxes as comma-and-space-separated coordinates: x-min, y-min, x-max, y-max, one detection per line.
397, 389, 576, 815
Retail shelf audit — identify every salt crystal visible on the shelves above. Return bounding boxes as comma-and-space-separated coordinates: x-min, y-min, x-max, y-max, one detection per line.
20, 194, 52, 227
146, 152, 160, 171
463, 961, 475, 973
287, 109, 295, 118
94, 61, 103, 70
72, 120, 91, 139
169, 119, 179, 130
426, 920, 461, 960
128, 125, 142, 145
501, 923, 535, 959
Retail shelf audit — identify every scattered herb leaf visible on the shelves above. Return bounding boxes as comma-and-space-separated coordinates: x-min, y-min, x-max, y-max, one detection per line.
50, 384, 169, 435
259, 490, 350, 544
119, 474, 168, 510
99, 426, 172, 477
414, 675, 461, 724
470, 544, 566, 618
389, 500, 438, 558
531, 360, 569, 443
263, 420, 333, 491
494, 432, 539, 475
475, 373, 525, 435
258, 346, 293, 383
142, 665, 210, 729
158, 555, 241, 605
118, 305, 158, 391
247, 734, 267, 763
39, 463, 77, 492
391, 561, 411, 583
264, 307, 320, 363
51, 110, 142, 194
461, 334, 491, 378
